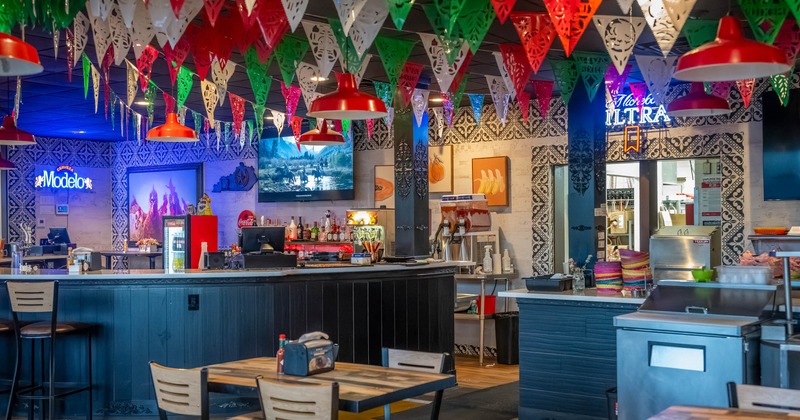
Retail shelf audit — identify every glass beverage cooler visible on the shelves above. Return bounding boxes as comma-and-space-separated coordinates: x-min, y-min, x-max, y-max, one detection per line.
163, 215, 219, 273
346, 209, 394, 258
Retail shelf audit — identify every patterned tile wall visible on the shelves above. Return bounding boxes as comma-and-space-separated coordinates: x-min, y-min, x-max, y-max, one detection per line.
7, 137, 114, 241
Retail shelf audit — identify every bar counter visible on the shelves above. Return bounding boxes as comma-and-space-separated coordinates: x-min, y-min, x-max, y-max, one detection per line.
0, 262, 455, 416
499, 288, 642, 418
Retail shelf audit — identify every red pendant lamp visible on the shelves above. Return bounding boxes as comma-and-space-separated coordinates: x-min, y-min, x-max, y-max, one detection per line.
146, 113, 198, 142
298, 120, 345, 146
667, 82, 731, 117
674, 16, 791, 82
0, 115, 35, 145
0, 152, 15, 170
307, 73, 388, 120
0, 32, 43, 76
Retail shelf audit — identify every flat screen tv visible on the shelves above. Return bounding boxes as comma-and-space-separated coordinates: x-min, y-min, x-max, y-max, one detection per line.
762, 89, 800, 200
257, 135, 354, 202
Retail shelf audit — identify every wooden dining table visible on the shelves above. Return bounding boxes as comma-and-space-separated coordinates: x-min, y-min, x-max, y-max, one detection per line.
650, 405, 800, 419
203, 357, 457, 414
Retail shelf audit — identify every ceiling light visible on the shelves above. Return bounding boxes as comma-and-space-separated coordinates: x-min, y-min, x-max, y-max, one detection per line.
265, 116, 274, 120
429, 97, 445, 103
134, 100, 150, 106
674, 16, 791, 82
308, 72, 388, 120
298, 119, 345, 146
146, 113, 198, 142
667, 82, 731, 117
310, 76, 327, 82
0, 153, 15, 170
72, 130, 86, 134
0, 32, 43, 76
0, 115, 36, 145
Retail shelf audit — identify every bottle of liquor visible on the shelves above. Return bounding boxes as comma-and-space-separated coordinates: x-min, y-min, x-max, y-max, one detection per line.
289, 217, 297, 241
311, 222, 319, 241
283, 222, 289, 240
339, 219, 347, 242
276, 334, 286, 374
66, 247, 74, 267
324, 210, 332, 236
326, 217, 335, 241
298, 217, 305, 240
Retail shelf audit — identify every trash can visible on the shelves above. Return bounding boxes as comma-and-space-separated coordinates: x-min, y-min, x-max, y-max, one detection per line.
494, 311, 519, 365
606, 387, 618, 420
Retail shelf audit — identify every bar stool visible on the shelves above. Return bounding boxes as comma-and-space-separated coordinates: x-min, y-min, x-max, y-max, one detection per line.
4, 280, 94, 420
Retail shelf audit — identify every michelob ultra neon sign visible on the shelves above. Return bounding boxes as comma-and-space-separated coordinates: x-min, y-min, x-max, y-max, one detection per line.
35, 165, 93, 190
605, 94, 671, 127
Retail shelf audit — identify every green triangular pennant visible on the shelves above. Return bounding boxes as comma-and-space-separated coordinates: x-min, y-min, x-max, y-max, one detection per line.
770, 67, 794, 106
682, 19, 719, 49
193, 111, 202, 135
273, 35, 310, 87
550, 59, 580, 105
386, 0, 415, 30
422, 3, 466, 66
247, 120, 254, 146
374, 81, 394, 108
252, 103, 266, 139
573, 52, 611, 102
342, 119, 351, 137
245, 47, 273, 107
457, 0, 495, 54
145, 81, 157, 126
452, 73, 469, 113
82, 53, 90, 99
374, 36, 416, 92
738, 0, 789, 44
176, 66, 193, 110
330, 18, 366, 74
0, 0, 25, 33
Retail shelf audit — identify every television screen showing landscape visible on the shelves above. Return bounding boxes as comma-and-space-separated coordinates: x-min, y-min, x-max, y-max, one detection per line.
257, 135, 354, 202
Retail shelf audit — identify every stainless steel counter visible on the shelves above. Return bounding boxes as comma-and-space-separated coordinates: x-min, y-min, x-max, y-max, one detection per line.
499, 287, 646, 304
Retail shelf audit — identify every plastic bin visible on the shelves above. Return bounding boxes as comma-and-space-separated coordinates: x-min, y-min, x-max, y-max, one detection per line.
494, 311, 519, 365
606, 387, 618, 420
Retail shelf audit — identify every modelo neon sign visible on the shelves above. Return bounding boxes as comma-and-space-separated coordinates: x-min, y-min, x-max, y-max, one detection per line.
35, 165, 93, 190
605, 94, 671, 127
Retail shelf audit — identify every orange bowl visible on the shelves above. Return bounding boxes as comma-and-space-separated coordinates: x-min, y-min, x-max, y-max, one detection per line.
754, 227, 789, 235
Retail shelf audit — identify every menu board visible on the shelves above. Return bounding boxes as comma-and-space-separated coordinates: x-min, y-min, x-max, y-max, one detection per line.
698, 175, 721, 226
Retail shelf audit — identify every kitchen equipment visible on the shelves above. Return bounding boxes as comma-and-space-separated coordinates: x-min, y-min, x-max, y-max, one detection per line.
524, 274, 572, 292
650, 226, 721, 281
347, 208, 394, 258
615, 281, 780, 420
716, 265, 773, 284
163, 215, 219, 272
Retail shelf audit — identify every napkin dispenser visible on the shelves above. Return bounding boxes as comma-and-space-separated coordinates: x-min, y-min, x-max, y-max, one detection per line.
284, 331, 339, 377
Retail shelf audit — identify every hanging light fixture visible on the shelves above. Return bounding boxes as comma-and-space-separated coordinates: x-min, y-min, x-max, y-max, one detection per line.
307, 73, 388, 120
298, 120, 345, 146
0, 32, 43, 76
674, 16, 791, 82
667, 82, 731, 117
146, 113, 198, 142
0, 152, 15, 170
0, 115, 35, 145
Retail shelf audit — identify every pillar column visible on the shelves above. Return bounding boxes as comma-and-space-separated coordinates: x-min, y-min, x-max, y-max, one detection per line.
393, 105, 430, 256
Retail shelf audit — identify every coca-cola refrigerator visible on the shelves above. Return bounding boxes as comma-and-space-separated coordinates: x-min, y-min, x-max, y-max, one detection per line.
163, 215, 218, 272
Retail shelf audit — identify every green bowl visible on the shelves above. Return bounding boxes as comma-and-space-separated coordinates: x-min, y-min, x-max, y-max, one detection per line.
691, 269, 714, 282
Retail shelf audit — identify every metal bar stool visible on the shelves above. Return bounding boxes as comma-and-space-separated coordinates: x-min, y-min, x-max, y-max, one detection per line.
4, 280, 94, 420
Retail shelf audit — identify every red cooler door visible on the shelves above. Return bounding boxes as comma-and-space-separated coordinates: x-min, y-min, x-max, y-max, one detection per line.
188, 215, 218, 269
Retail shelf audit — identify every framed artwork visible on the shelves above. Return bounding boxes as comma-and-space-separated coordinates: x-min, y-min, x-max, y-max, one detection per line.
472, 156, 509, 206
374, 165, 395, 208
127, 163, 203, 243
429, 145, 453, 193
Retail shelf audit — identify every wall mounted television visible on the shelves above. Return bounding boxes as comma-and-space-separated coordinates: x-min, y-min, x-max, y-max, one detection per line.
762, 89, 800, 200
257, 135, 354, 202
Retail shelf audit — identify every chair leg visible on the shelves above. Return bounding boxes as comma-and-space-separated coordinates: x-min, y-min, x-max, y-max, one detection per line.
87, 333, 93, 420
158, 408, 169, 420
28, 340, 34, 420
384, 404, 390, 420
430, 390, 443, 420
49, 337, 55, 420
5, 335, 22, 420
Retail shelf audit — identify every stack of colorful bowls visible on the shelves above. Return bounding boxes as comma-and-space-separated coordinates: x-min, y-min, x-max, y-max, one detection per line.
595, 261, 623, 294
620, 249, 653, 290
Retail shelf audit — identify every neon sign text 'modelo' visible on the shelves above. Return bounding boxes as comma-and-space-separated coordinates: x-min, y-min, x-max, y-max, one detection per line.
35, 165, 93, 190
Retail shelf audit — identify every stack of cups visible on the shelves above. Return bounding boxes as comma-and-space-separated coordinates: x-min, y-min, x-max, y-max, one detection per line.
594, 261, 623, 294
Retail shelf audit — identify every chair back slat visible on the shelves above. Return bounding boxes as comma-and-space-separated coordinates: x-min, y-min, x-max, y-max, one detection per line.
734, 383, 800, 413
382, 348, 447, 374
149, 362, 207, 417
6, 281, 56, 313
257, 378, 338, 420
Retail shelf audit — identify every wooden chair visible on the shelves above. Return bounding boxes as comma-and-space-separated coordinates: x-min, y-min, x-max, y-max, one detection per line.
381, 348, 449, 420
149, 361, 209, 420
728, 381, 800, 413
254, 376, 338, 420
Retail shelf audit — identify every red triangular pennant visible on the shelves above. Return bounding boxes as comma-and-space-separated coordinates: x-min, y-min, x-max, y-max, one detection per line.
499, 44, 533, 102
398, 62, 424, 107
229, 92, 245, 135
236, 0, 259, 31
170, 0, 186, 18
544, 0, 602, 57
774, 18, 800, 63
510, 12, 557, 74
193, 43, 213, 80
101, 44, 114, 118
136, 45, 158, 92
709, 81, 734, 100
257, 0, 290, 49
163, 38, 191, 86
163, 92, 176, 115
203, 0, 225, 27
491, 0, 518, 24
736, 79, 756, 108
518, 91, 531, 123
532, 80, 554, 120
291, 116, 303, 150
